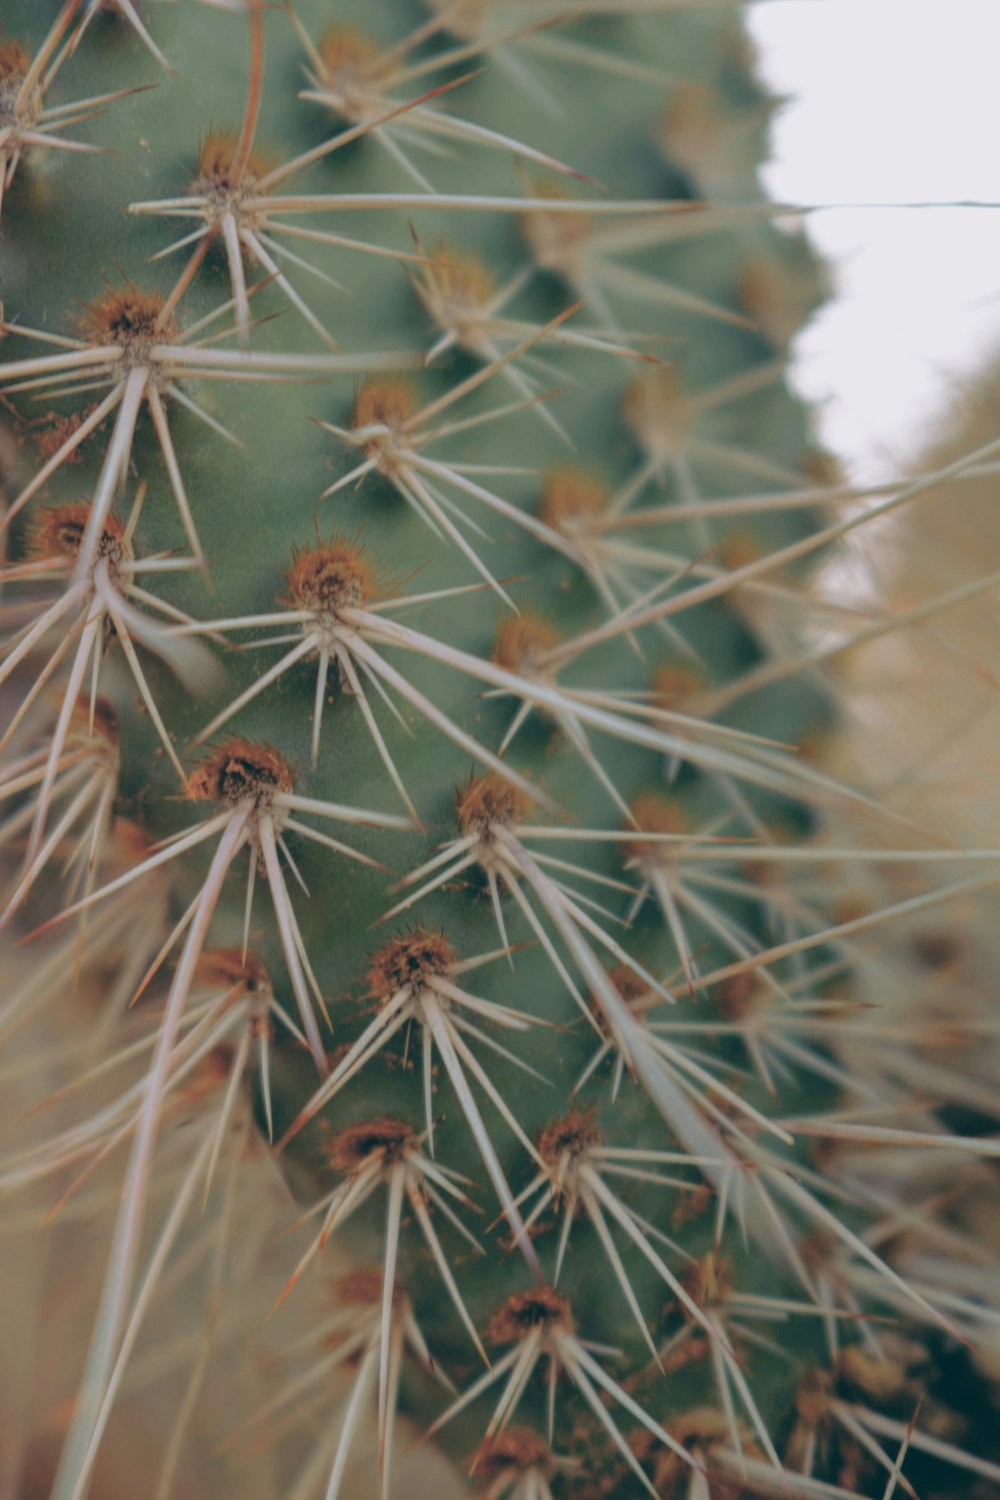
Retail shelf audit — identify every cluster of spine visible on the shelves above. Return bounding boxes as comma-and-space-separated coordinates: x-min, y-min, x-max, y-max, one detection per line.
1, 4, 999, 1500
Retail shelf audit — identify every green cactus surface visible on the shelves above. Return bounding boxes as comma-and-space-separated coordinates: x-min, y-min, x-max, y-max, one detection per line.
1, 5, 998, 1500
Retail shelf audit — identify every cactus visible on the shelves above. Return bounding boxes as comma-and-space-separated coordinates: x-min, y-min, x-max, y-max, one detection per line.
2, 4, 999, 1499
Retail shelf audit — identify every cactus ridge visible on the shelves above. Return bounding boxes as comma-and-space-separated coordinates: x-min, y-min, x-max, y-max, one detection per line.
1, 4, 998, 1500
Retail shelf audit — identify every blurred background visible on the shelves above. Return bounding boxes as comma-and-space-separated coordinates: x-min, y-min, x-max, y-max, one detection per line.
750, 0, 1000, 484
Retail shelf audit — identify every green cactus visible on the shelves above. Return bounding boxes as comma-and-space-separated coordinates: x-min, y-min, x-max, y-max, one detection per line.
1, 4, 999, 1500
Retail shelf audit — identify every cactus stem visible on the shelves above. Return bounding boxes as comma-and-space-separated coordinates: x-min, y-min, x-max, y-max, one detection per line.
5, 3, 995, 1493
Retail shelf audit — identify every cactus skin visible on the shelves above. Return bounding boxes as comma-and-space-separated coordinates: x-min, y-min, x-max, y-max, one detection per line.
1, 5, 998, 1500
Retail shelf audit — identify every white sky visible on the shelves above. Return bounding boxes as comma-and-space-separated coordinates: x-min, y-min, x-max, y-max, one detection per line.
748, 0, 1000, 481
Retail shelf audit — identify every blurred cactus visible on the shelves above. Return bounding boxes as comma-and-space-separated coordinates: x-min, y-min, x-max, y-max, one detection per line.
1, 4, 998, 1500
